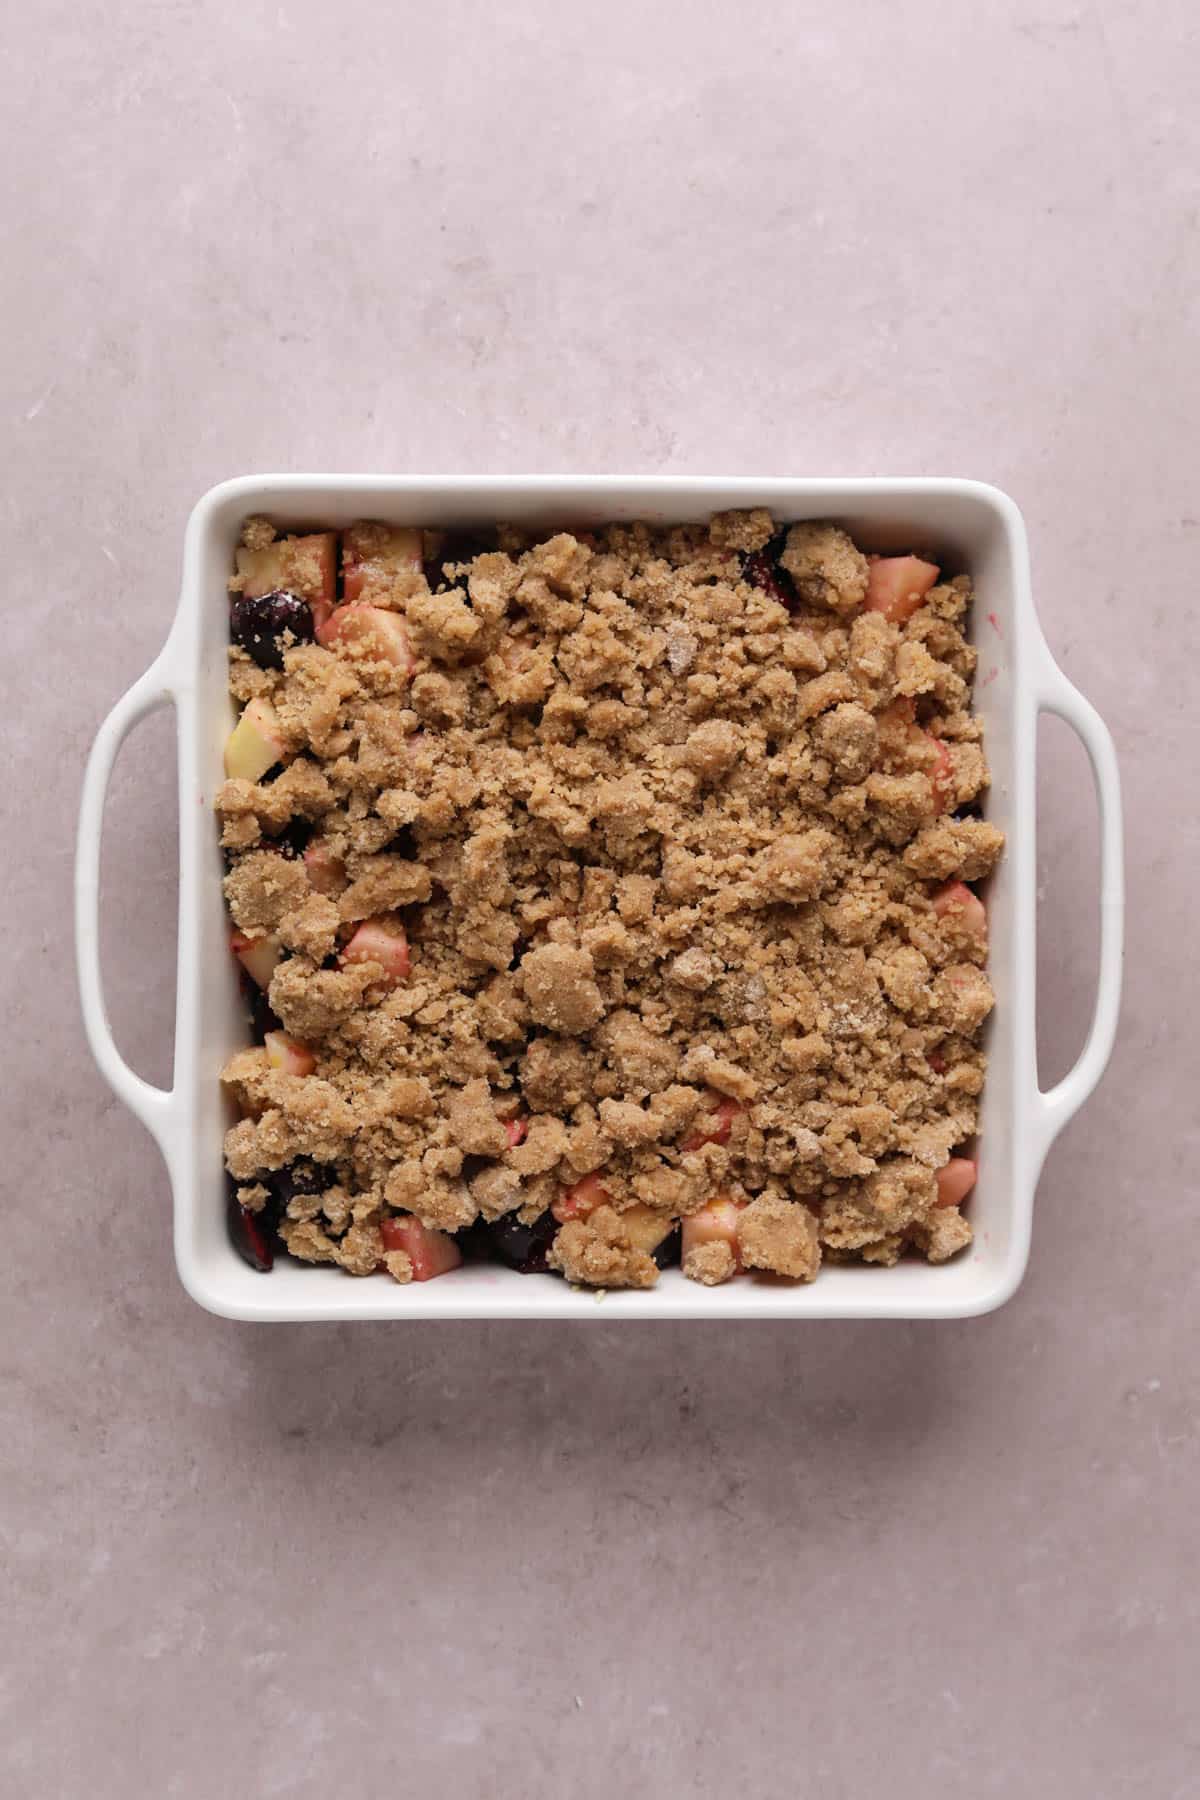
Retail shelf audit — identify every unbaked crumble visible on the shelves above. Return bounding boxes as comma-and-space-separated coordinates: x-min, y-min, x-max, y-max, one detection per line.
216, 512, 1001, 1289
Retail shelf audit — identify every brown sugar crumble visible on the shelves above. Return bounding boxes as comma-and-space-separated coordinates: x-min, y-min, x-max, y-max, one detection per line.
218, 513, 1002, 1290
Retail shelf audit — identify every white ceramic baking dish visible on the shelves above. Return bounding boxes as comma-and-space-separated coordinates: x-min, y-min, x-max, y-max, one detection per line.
76, 477, 1123, 1321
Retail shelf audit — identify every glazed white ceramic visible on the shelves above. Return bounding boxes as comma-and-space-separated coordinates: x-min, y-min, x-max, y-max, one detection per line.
76, 477, 1124, 1320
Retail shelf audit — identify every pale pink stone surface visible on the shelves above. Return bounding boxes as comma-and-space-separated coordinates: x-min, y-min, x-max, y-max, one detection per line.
3, 1, 1197, 1795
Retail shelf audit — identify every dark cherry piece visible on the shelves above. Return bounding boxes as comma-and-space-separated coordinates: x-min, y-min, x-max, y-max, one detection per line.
245, 982, 282, 1043
227, 1176, 276, 1272
230, 590, 315, 670
384, 823, 418, 861
653, 1227, 682, 1270
741, 535, 796, 609
273, 818, 313, 859
423, 532, 496, 594
483, 1209, 558, 1274
456, 1218, 491, 1262
230, 1162, 334, 1273
273, 1159, 334, 1208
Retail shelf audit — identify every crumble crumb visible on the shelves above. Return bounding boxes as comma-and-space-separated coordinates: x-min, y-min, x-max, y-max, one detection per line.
780, 522, 870, 615
682, 1240, 737, 1286
548, 1206, 659, 1289
519, 943, 605, 1034
912, 1207, 974, 1263
736, 1192, 822, 1281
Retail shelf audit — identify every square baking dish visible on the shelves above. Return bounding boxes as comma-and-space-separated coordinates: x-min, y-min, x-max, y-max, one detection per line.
76, 477, 1123, 1320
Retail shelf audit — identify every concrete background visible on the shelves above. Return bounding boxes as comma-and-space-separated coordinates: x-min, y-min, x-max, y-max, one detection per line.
3, 1, 1197, 1794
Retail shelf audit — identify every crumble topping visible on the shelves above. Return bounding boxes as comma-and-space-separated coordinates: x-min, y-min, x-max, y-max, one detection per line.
218, 512, 1001, 1288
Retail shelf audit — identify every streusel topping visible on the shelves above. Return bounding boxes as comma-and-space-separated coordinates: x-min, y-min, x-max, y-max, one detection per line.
218, 512, 1001, 1287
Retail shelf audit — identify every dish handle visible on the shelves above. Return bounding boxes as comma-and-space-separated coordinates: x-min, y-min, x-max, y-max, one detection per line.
1032, 643, 1125, 1159
75, 647, 184, 1156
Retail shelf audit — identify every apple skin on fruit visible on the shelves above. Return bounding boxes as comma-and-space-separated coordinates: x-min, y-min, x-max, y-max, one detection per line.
935, 1158, 977, 1209
264, 1030, 316, 1077
380, 1216, 463, 1280
553, 1169, 610, 1224
340, 918, 411, 985
865, 555, 940, 623
316, 604, 417, 673
933, 881, 987, 944
681, 1197, 745, 1271
231, 930, 281, 990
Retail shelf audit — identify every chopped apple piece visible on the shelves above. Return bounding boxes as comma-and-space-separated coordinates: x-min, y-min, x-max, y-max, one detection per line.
230, 929, 281, 990
618, 1202, 677, 1255
342, 524, 423, 602
932, 881, 987, 944
316, 603, 416, 674
303, 839, 346, 897
264, 1030, 316, 1077
935, 1157, 977, 1209
380, 1215, 463, 1280
340, 917, 411, 984
236, 532, 336, 628
682, 1092, 743, 1152
681, 1196, 744, 1270
552, 1170, 610, 1224
865, 555, 940, 623
224, 696, 285, 782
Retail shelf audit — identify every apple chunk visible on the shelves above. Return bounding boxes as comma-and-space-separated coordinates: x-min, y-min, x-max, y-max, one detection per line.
224, 696, 285, 782
231, 930, 281, 990
618, 1202, 677, 1256
932, 881, 987, 944
552, 1169, 610, 1223
865, 555, 940, 623
342, 524, 423, 602
935, 1157, 977, 1209
236, 532, 336, 627
264, 1030, 316, 1077
380, 1215, 463, 1280
316, 604, 416, 674
340, 917, 411, 984
681, 1196, 744, 1270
